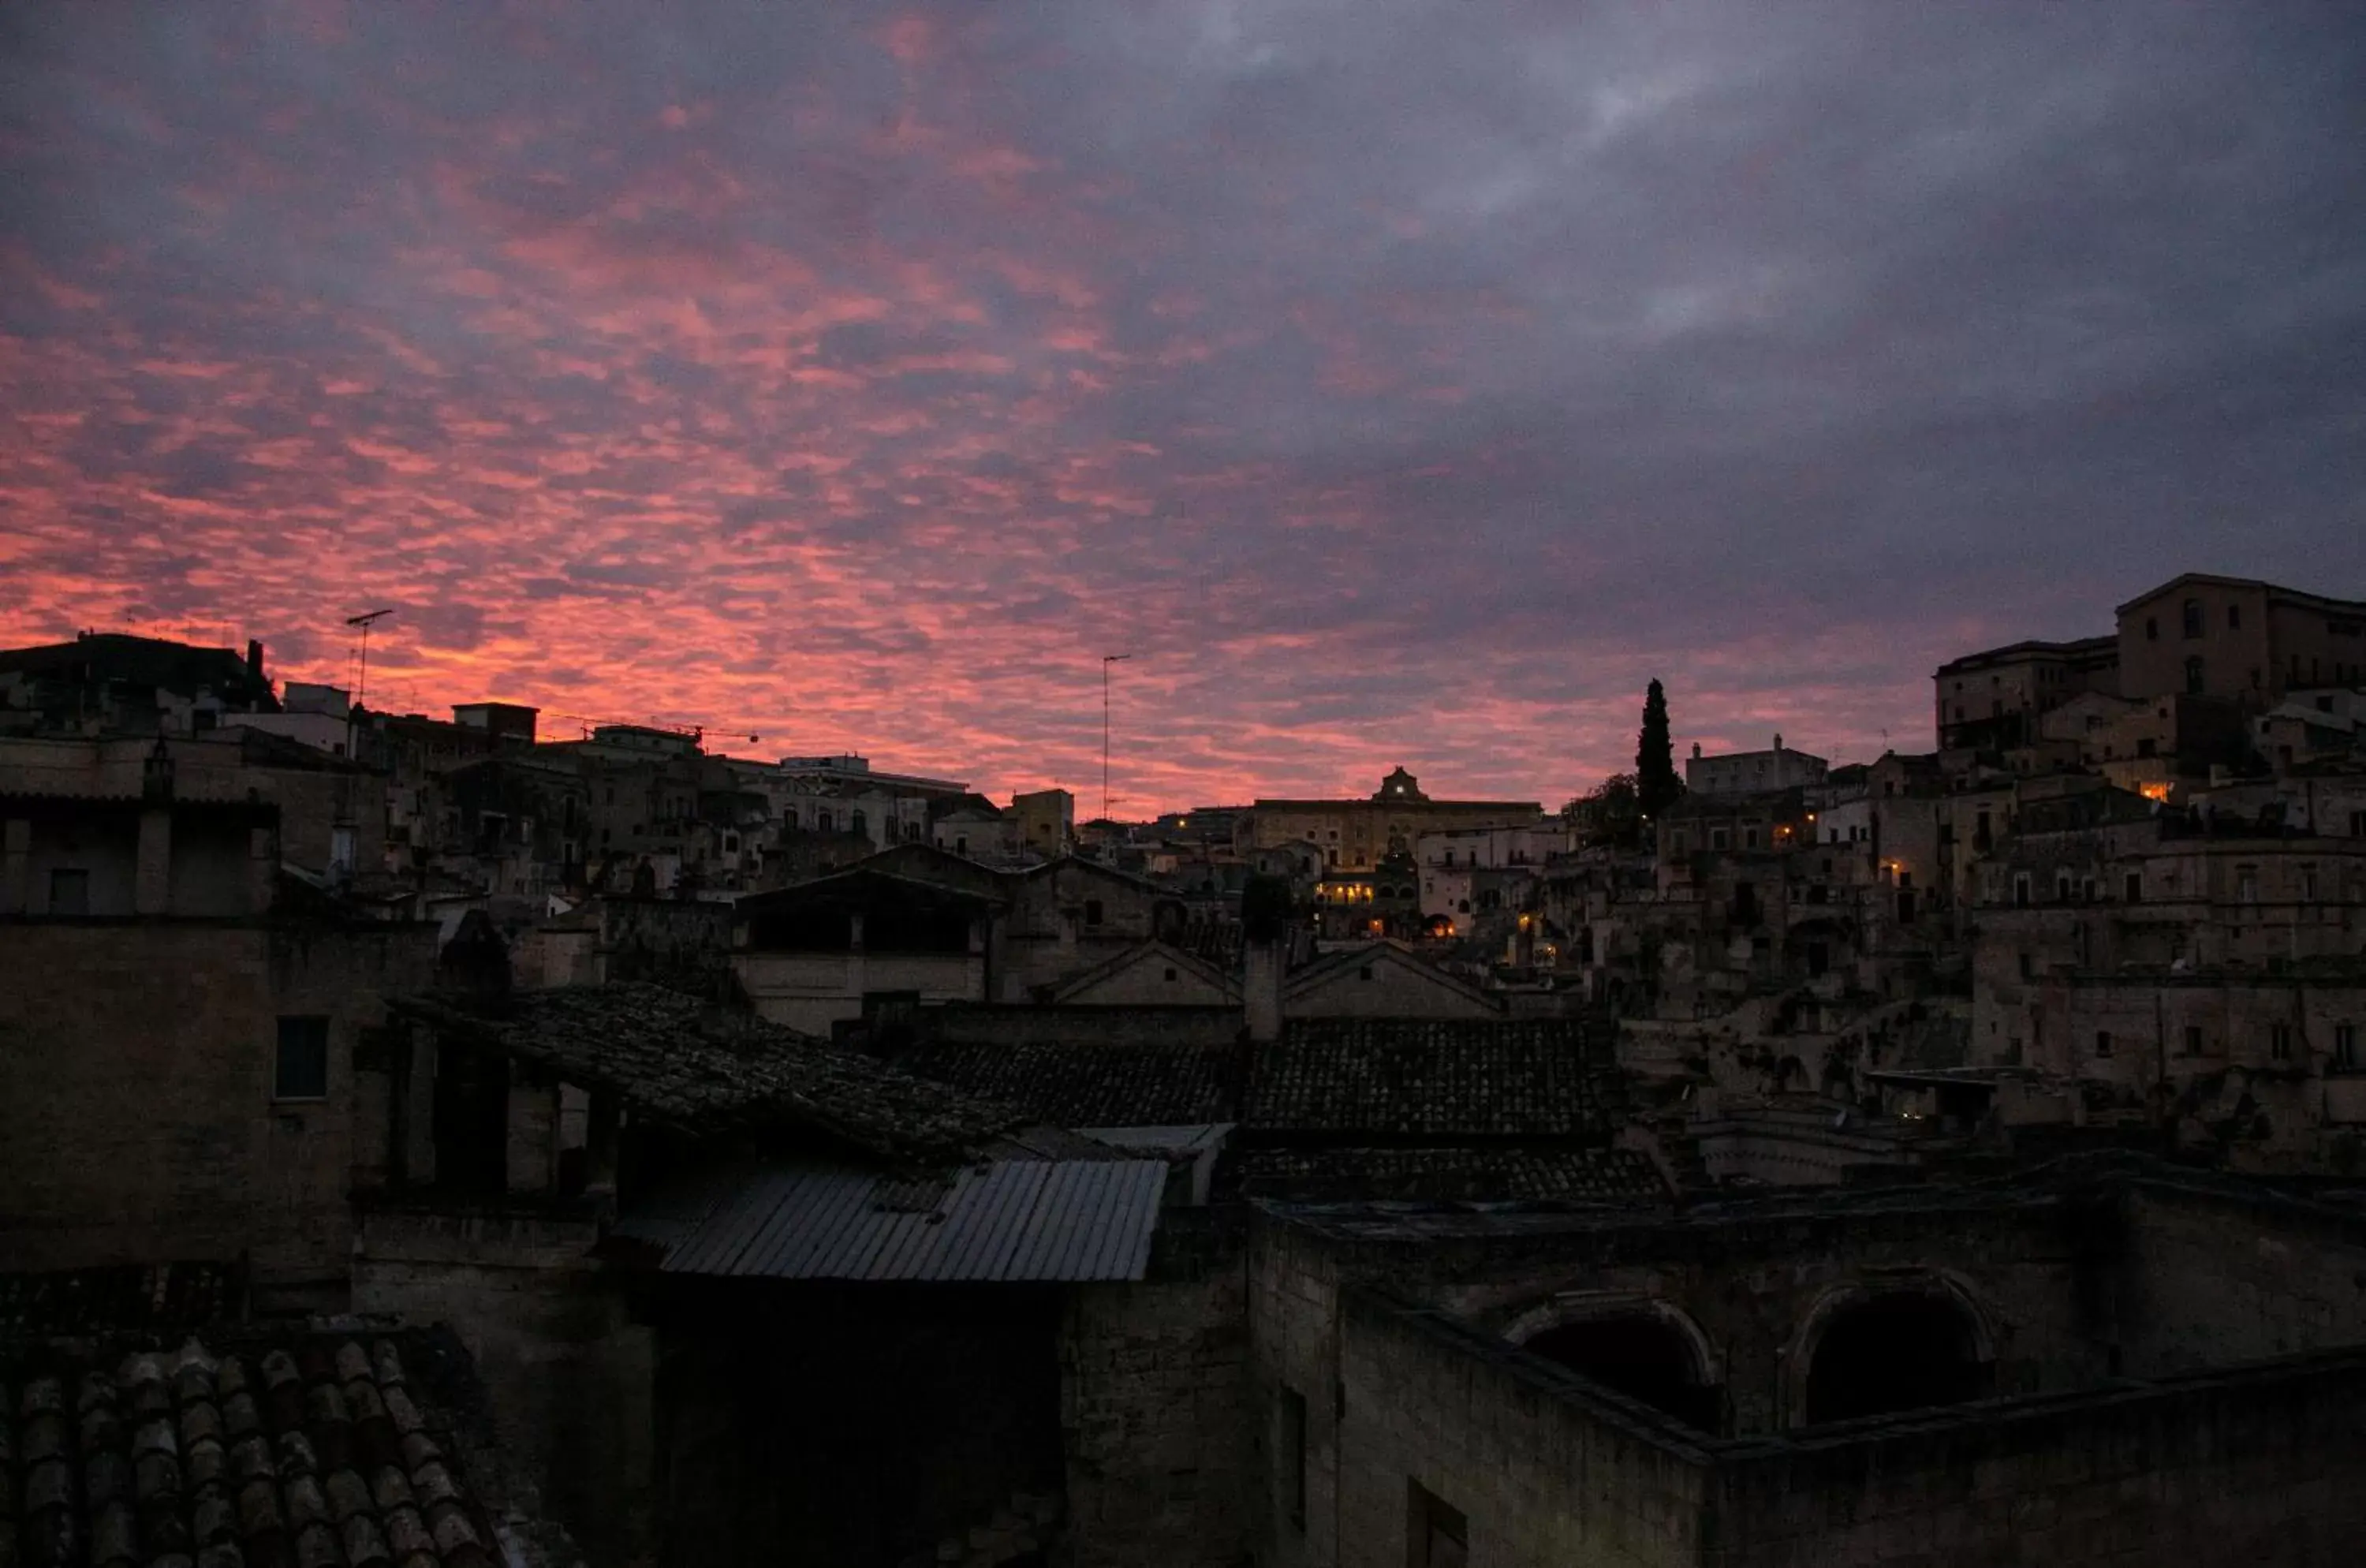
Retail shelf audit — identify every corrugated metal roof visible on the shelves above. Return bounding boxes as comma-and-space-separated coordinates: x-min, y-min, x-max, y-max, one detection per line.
614, 1157, 1167, 1282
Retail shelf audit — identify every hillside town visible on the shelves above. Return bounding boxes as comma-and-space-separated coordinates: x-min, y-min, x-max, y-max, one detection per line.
7, 568, 2366, 1566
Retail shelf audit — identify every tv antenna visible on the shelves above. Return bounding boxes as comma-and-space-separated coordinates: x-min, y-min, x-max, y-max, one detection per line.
1102, 653, 1132, 822
345, 609, 395, 710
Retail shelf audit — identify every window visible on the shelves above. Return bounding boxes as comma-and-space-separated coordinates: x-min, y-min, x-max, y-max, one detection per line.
2182, 1025, 2204, 1057
1711, 828, 1729, 851
1278, 1387, 1307, 1531
1084, 899, 1105, 926
1359, 965, 1375, 980
2182, 599, 2204, 638
1163, 966, 1179, 982
2146, 615, 2159, 641
850, 810, 867, 840
2228, 603, 2241, 630
2302, 866, 2319, 902
2017, 951, 2033, 981
1745, 826, 1760, 849
2338, 1024, 2359, 1071
2124, 871, 2142, 902
274, 1016, 330, 1101
2095, 1029, 2112, 1058
2271, 1024, 2293, 1061
2183, 656, 2205, 696
2013, 872, 2032, 908
1408, 1481, 1467, 1568
2055, 872, 2073, 902
2237, 866, 2258, 903
47, 868, 89, 916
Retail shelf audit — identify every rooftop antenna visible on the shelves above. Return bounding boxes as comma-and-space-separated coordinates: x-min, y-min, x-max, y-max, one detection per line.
345, 609, 394, 755
1102, 653, 1132, 822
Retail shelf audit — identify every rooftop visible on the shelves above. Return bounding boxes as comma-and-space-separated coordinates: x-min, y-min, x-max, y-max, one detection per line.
0, 1326, 573, 1568
391, 983, 1022, 1163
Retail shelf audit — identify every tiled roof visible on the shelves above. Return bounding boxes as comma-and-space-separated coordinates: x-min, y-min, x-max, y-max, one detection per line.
893, 1039, 1243, 1128
1223, 1146, 1667, 1204
898, 1017, 1614, 1141
1248, 1019, 1607, 1137
392, 984, 1021, 1164
0, 1331, 528, 1568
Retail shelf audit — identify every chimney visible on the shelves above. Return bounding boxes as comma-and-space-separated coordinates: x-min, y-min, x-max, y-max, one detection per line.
1773, 733, 1784, 752
246, 639, 265, 680
1240, 872, 1293, 1043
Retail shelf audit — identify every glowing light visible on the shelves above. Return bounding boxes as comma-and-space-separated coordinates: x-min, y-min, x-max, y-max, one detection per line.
2139, 782, 2172, 802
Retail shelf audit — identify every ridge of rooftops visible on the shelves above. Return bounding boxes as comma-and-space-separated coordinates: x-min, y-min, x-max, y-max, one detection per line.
387, 982, 1029, 1166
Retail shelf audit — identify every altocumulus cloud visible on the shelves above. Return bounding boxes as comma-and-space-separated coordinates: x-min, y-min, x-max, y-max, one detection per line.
2, 0, 2362, 806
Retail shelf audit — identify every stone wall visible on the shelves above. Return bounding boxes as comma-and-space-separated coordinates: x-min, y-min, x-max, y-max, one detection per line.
1714, 1348, 2366, 1566
0, 918, 438, 1287
1335, 1300, 1706, 1568
353, 1207, 656, 1565
2118, 1183, 2366, 1373
1060, 1211, 1248, 1567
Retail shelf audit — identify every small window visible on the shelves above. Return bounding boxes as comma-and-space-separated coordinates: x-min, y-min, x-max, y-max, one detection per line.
1359, 965, 1375, 980
2271, 1023, 2293, 1061
2182, 599, 2204, 638
2228, 603, 2241, 630
274, 1016, 330, 1100
2184, 655, 2205, 696
47, 868, 90, 917
1163, 966, 1179, 982
2337, 1024, 2359, 1071
1408, 1480, 1466, 1568
2237, 867, 2258, 903
2095, 1029, 2112, 1058
2124, 872, 2142, 903
2013, 872, 2032, 908
1084, 899, 1105, 926
2145, 615, 2159, 640
1278, 1387, 1307, 1531
2182, 1025, 2204, 1058
2017, 951, 2034, 981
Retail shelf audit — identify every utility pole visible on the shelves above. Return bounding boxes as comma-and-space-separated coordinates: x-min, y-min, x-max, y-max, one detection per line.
1102, 653, 1132, 823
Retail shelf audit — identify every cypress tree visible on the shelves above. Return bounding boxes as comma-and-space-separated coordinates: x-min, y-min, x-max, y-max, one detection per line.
1636, 678, 1681, 818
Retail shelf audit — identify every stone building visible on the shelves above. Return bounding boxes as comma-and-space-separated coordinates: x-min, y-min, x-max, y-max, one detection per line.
1932, 634, 2120, 752
0, 774, 438, 1300
1680, 736, 1829, 798
2116, 573, 2366, 707
0, 630, 278, 737
1251, 768, 1543, 872
1245, 1155, 2366, 1566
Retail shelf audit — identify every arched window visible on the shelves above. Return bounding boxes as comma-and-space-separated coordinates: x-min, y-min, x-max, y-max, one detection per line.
2181, 598, 2204, 638
850, 809, 868, 841
1519, 1311, 1721, 1432
1801, 1291, 1990, 1424
816, 810, 833, 834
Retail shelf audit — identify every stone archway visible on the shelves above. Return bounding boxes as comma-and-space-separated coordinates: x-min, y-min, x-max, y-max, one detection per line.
1506, 1295, 1726, 1434
1788, 1273, 1995, 1427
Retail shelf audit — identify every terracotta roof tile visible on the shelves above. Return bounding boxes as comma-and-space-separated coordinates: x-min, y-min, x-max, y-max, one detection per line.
394, 982, 1022, 1163
0, 1332, 558, 1568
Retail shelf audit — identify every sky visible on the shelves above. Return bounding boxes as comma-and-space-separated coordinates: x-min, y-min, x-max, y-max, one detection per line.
3, 2, 2363, 812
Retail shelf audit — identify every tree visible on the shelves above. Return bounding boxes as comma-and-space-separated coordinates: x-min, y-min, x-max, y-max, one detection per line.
1567, 771, 1642, 849
1636, 678, 1682, 819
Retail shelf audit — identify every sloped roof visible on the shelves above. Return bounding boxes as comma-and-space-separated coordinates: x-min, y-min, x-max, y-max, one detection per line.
391, 983, 1021, 1163
612, 1155, 1167, 1282
896, 1016, 1611, 1141
894, 1036, 1244, 1127
1248, 1018, 1607, 1137
1051, 939, 1241, 1004
0, 1327, 565, 1568
1223, 1146, 1666, 1204
1285, 942, 1502, 1014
